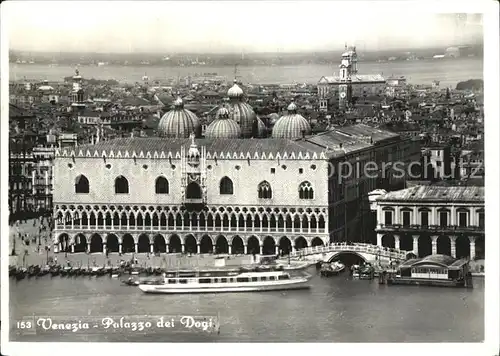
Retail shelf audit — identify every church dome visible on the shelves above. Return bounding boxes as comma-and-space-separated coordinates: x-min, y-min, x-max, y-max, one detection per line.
227, 80, 244, 99
158, 97, 201, 138
271, 100, 311, 139
226, 81, 257, 138
205, 107, 241, 139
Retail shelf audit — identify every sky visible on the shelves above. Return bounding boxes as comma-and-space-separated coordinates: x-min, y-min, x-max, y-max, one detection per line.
5, 1, 484, 53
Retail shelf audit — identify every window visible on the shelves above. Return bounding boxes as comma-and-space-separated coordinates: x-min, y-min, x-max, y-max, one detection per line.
439, 211, 448, 227
251, 277, 258, 282
186, 182, 202, 199
270, 168, 276, 174
269, 276, 276, 281
258, 181, 272, 199
402, 211, 411, 226
219, 176, 234, 195
115, 176, 129, 194
299, 168, 303, 174
384, 210, 393, 225
458, 212, 468, 227
155, 177, 169, 194
236, 277, 249, 282
167, 279, 177, 284
299, 181, 314, 199
421, 211, 429, 226
479, 212, 485, 228
75, 175, 89, 194
220, 278, 227, 283
178, 279, 188, 284
199, 278, 211, 284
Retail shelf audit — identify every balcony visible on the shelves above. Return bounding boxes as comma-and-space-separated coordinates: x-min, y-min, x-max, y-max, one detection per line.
377, 224, 484, 234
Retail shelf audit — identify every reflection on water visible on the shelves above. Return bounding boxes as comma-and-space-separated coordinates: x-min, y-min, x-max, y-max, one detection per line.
9, 268, 484, 342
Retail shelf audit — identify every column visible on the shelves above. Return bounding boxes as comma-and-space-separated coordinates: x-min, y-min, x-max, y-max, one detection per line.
449, 236, 457, 258
228, 245, 232, 255
150, 244, 154, 253
196, 244, 200, 254
259, 244, 263, 255
243, 244, 247, 254
119, 244, 123, 254
166, 244, 169, 253
181, 244, 185, 253
134, 242, 138, 253
431, 235, 438, 255
71, 245, 75, 253
450, 207, 456, 226
275, 245, 279, 255
412, 235, 419, 255
376, 233, 383, 247
469, 236, 476, 260
102, 243, 106, 254
394, 235, 400, 250
292, 246, 296, 253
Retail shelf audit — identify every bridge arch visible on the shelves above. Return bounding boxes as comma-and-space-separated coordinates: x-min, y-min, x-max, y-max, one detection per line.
327, 251, 368, 265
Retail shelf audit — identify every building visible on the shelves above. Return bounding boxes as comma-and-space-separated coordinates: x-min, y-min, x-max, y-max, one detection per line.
374, 186, 484, 259
51, 119, 421, 255
32, 146, 56, 212
421, 144, 452, 180
318, 46, 386, 112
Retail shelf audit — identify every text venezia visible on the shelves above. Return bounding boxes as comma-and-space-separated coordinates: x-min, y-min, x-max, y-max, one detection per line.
36, 316, 216, 332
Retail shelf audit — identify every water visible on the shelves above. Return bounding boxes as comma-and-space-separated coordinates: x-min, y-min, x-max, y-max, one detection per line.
9, 269, 484, 342
10, 58, 483, 88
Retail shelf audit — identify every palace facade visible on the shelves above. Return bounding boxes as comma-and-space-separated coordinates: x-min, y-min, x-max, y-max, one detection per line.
52, 83, 421, 256
375, 186, 485, 259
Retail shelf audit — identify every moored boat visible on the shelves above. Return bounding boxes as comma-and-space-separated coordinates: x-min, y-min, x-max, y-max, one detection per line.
320, 261, 345, 277
138, 270, 311, 294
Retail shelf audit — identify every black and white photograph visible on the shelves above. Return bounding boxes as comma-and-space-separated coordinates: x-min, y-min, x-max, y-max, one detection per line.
1, 1, 499, 354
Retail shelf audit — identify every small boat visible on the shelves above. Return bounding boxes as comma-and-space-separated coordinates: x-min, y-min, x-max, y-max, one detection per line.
320, 262, 345, 277
138, 271, 311, 294
111, 273, 120, 278
352, 264, 375, 280
121, 278, 139, 286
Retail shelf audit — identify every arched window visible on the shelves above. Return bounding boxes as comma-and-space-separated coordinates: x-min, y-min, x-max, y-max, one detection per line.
186, 182, 202, 199
115, 176, 129, 194
219, 176, 234, 195
258, 181, 272, 199
298, 181, 314, 199
75, 175, 89, 194
155, 176, 169, 194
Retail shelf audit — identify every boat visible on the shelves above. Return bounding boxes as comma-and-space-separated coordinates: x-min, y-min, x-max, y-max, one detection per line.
121, 278, 140, 286
138, 270, 311, 294
320, 262, 345, 277
352, 263, 375, 280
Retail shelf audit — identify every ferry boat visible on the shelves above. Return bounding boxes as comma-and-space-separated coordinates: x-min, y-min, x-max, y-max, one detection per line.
138, 270, 311, 294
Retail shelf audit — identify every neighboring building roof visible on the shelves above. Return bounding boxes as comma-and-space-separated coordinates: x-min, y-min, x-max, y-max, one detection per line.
377, 185, 484, 203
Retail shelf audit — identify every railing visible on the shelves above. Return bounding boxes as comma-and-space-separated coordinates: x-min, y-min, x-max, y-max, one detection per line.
377, 224, 485, 233
53, 224, 327, 234
289, 242, 407, 260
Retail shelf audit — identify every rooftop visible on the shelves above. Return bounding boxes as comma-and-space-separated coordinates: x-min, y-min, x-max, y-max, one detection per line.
377, 185, 484, 202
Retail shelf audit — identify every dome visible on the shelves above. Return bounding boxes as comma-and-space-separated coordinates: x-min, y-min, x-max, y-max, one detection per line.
227, 80, 244, 99
205, 107, 241, 139
272, 100, 311, 139
157, 97, 201, 138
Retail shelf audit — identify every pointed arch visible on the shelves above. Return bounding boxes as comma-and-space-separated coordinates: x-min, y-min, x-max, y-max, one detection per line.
231, 235, 244, 254
160, 212, 167, 227
97, 211, 104, 227
299, 181, 314, 199
219, 176, 234, 195
115, 175, 129, 194
89, 211, 96, 227
215, 235, 229, 254
200, 235, 214, 253
258, 181, 272, 199
75, 175, 89, 194
120, 212, 127, 227
155, 176, 169, 194
105, 211, 112, 227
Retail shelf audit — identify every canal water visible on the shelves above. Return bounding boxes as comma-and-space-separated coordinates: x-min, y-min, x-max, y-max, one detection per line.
9, 268, 484, 342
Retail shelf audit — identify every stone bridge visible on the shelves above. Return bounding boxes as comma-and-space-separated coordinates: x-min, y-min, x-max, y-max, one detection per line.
288, 242, 408, 264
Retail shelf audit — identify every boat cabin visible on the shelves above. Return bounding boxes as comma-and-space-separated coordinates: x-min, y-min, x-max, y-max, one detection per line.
396, 255, 470, 281
164, 271, 292, 284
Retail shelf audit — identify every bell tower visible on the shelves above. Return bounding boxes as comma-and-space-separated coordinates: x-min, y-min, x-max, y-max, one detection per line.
339, 44, 355, 110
